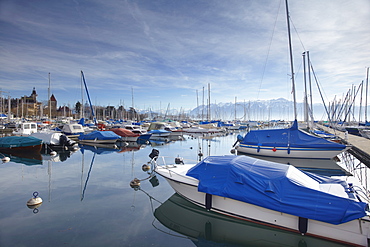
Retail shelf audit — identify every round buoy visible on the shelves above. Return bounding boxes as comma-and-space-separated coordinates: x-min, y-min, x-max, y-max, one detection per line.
50, 151, 57, 156
272, 148, 277, 152
230, 149, 236, 154
2, 157, 10, 163
142, 164, 150, 171
130, 178, 140, 188
27, 191, 43, 207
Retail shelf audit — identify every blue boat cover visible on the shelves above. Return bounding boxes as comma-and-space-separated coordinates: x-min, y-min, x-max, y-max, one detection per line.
240, 120, 346, 149
0, 136, 42, 148
186, 155, 367, 224
78, 131, 121, 141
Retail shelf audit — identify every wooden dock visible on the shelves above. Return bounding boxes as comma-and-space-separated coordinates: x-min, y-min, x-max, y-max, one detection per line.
317, 124, 370, 167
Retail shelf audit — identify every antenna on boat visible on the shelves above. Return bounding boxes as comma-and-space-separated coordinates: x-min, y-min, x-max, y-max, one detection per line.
285, 0, 297, 121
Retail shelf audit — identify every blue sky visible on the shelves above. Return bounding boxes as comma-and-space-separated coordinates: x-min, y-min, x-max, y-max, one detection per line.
1, 0, 369, 112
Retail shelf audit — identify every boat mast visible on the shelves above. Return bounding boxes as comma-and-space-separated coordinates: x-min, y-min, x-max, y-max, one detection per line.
307, 51, 314, 127
80, 71, 97, 125
81, 73, 84, 119
48, 72, 51, 120
302, 52, 308, 124
285, 0, 297, 120
208, 83, 211, 121
365, 67, 369, 123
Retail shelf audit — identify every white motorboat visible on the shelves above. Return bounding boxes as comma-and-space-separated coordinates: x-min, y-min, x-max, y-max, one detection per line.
153, 152, 370, 247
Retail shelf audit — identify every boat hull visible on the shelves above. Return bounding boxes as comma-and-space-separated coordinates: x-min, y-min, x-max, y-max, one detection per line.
155, 164, 370, 247
0, 136, 42, 153
235, 144, 348, 159
0, 144, 42, 153
78, 139, 119, 144
118, 136, 138, 142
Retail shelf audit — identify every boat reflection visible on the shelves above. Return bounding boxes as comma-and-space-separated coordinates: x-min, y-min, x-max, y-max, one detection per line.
154, 193, 348, 247
1, 151, 42, 166
41, 150, 76, 163
117, 142, 145, 153
79, 144, 119, 155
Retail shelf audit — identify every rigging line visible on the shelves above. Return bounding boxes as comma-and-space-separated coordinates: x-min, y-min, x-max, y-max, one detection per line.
309, 60, 329, 102
290, 18, 306, 52
257, 0, 282, 100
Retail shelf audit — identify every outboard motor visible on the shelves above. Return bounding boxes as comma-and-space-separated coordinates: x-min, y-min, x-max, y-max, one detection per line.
232, 134, 244, 147
59, 134, 68, 146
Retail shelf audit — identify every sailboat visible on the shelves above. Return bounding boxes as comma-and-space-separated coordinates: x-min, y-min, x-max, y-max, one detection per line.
234, 1, 349, 160
235, 119, 349, 159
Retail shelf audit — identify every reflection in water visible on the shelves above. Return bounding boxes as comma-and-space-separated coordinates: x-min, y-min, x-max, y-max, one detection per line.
80, 144, 119, 155
81, 152, 96, 201
1, 151, 42, 166
41, 150, 75, 163
154, 193, 348, 247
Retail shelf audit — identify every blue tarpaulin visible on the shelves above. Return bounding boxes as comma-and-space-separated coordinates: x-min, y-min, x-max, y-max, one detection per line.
240, 120, 346, 150
78, 131, 121, 141
186, 155, 367, 225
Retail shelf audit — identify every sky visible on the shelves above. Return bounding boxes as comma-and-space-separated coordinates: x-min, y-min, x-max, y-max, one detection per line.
0, 0, 369, 113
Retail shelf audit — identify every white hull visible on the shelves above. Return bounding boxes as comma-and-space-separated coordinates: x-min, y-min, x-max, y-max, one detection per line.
155, 164, 370, 247
118, 136, 138, 142
235, 144, 349, 159
78, 139, 119, 144
149, 132, 171, 139
168, 131, 184, 137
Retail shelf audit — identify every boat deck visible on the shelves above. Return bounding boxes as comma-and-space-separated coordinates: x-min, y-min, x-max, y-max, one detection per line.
318, 124, 370, 167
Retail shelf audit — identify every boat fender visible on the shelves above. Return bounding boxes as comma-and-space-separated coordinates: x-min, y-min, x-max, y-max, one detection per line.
149, 149, 159, 161
205, 221, 212, 240
2, 157, 10, 163
257, 146, 261, 153
149, 175, 159, 187
272, 147, 277, 152
298, 217, 308, 235
175, 157, 184, 164
205, 193, 212, 211
27, 191, 43, 206
287, 147, 291, 154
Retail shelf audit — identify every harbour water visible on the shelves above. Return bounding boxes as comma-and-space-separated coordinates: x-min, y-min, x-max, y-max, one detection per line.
0, 131, 351, 246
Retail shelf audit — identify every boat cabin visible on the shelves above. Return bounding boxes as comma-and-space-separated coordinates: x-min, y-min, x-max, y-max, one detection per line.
62, 124, 85, 135
12, 122, 38, 135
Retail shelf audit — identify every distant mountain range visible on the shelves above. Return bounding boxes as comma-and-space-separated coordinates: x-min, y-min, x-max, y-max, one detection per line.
144, 98, 327, 121
187, 98, 327, 121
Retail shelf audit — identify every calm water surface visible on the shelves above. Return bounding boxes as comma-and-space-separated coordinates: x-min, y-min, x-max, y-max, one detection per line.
0, 131, 348, 247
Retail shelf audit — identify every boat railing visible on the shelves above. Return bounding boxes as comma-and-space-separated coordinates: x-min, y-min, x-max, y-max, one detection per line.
338, 152, 370, 203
